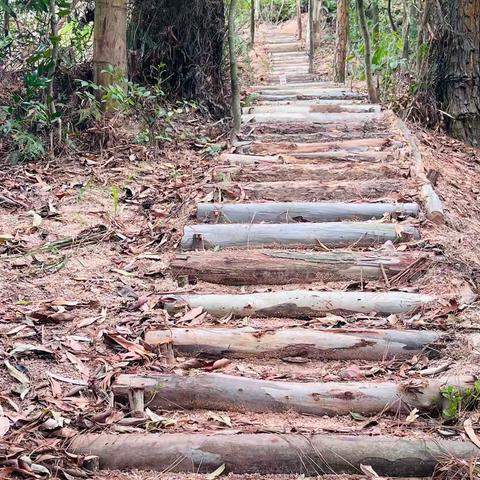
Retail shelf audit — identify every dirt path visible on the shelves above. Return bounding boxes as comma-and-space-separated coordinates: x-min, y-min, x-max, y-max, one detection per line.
2, 23, 480, 480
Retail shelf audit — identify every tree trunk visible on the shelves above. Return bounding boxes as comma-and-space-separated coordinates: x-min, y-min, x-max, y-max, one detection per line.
296, 0, 302, 39
308, 0, 315, 72
145, 327, 442, 360
312, 0, 323, 46
371, 0, 379, 44
48, 0, 60, 152
422, 0, 480, 146
250, 0, 255, 46
401, 0, 411, 59
93, 0, 127, 91
255, 0, 261, 19
333, 0, 348, 82
387, 0, 397, 32
113, 373, 472, 417
170, 250, 425, 285
69, 433, 480, 476
356, 0, 379, 103
164, 290, 434, 317
228, 0, 241, 137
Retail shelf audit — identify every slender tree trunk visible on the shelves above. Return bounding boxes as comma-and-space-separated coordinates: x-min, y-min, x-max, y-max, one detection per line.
356, 0, 379, 103
93, 0, 127, 93
308, 0, 314, 73
333, 0, 348, 82
415, 0, 431, 74
255, 0, 261, 19
387, 0, 397, 32
422, 0, 480, 146
371, 0, 379, 46
296, 0, 302, 40
48, 0, 60, 152
228, 0, 241, 137
312, 0, 323, 47
250, 0, 255, 46
3, 1, 9, 38
401, 0, 411, 59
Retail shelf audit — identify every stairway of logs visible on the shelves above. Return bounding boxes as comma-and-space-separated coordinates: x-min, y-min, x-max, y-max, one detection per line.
70, 29, 479, 478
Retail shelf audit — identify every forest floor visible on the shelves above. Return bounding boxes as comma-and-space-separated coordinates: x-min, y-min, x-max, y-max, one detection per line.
2, 18, 480, 480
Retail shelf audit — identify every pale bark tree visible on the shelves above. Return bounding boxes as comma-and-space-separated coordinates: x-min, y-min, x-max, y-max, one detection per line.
255, 0, 260, 19
355, 0, 379, 102
312, 0, 323, 46
228, 0, 241, 137
250, 0, 255, 45
308, 0, 314, 72
93, 0, 127, 91
333, 0, 348, 82
296, 0, 302, 39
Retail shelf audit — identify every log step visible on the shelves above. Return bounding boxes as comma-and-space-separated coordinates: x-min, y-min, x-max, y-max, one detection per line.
205, 178, 406, 202
257, 91, 365, 101
145, 327, 442, 360
213, 161, 401, 182
222, 151, 394, 163
248, 137, 391, 154
264, 43, 301, 52
170, 250, 424, 285
112, 373, 472, 417
181, 222, 419, 250
164, 290, 435, 317
69, 433, 479, 476
250, 81, 341, 90
243, 112, 381, 124
197, 202, 419, 223
244, 104, 380, 114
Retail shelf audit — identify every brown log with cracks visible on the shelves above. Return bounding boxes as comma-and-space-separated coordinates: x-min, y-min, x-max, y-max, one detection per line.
112, 373, 473, 417
248, 137, 391, 154
69, 432, 479, 476
170, 250, 424, 285
205, 178, 405, 202
213, 161, 401, 182
145, 326, 442, 360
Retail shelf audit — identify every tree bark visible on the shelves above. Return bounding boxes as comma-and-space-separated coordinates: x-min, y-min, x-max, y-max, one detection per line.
145, 327, 442, 360
164, 290, 435, 317
308, 0, 315, 73
296, 0, 302, 39
197, 201, 418, 223
312, 0, 323, 47
255, 0, 261, 19
228, 0, 241, 137
356, 0, 379, 103
113, 373, 472, 417
181, 222, 419, 250
69, 433, 480, 476
421, 0, 480, 146
250, 0, 255, 46
333, 0, 349, 82
170, 250, 425, 285
93, 0, 127, 91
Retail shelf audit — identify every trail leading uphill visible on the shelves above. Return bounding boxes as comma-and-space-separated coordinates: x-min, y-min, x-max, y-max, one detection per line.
69, 26, 479, 478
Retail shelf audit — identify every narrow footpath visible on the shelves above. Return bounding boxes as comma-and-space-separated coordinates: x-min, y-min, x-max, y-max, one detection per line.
70, 27, 479, 478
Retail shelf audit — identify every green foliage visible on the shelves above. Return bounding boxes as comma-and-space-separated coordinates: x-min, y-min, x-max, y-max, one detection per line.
441, 381, 480, 422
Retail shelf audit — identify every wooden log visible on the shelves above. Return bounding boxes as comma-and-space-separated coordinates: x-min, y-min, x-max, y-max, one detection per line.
243, 104, 381, 114
212, 162, 401, 182
394, 117, 445, 224
69, 432, 480, 476
223, 151, 392, 164
205, 178, 405, 202
265, 43, 301, 52
145, 326, 442, 360
197, 202, 419, 223
251, 82, 339, 90
113, 373, 472, 417
248, 137, 389, 154
170, 250, 423, 285
164, 290, 435, 317
181, 222, 419, 250
257, 91, 365, 101
243, 112, 380, 124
